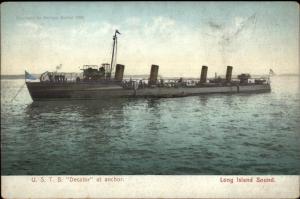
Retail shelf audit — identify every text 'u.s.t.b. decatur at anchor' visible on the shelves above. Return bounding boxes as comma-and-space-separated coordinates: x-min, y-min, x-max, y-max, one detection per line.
31, 176, 124, 183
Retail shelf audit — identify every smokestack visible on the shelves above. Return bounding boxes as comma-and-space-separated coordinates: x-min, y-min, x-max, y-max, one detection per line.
149, 65, 159, 85
200, 65, 208, 83
114, 64, 125, 81
226, 66, 233, 82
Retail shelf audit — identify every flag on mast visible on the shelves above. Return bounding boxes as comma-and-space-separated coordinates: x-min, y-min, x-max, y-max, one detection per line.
25, 70, 39, 82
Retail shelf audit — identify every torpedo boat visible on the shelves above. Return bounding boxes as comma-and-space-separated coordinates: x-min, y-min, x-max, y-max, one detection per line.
25, 30, 271, 101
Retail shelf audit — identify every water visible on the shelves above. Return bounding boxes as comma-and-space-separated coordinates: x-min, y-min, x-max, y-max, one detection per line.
1, 76, 300, 175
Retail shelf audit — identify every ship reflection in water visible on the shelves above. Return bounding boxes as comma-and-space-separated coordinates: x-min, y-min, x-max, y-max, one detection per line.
1, 76, 300, 175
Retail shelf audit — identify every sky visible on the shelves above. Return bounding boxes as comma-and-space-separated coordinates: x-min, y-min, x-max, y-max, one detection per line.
1, 2, 299, 77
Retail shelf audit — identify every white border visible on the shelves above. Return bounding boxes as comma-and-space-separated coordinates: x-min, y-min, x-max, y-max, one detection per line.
1, 175, 299, 198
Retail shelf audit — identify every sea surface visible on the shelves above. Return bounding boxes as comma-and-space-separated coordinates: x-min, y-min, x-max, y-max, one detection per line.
1, 76, 300, 175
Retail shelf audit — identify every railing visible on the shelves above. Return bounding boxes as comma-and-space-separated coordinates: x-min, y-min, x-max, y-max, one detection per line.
40, 72, 270, 88
121, 77, 270, 89
40, 72, 83, 83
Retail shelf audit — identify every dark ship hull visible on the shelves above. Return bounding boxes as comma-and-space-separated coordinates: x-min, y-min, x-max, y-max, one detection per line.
26, 81, 271, 101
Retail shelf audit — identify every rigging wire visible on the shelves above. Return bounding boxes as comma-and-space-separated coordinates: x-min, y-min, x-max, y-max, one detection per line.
10, 82, 26, 102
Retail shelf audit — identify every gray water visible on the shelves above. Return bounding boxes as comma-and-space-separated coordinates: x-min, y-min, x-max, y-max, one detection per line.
1, 76, 300, 175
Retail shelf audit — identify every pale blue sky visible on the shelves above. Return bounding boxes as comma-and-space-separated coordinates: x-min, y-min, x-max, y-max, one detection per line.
1, 2, 299, 76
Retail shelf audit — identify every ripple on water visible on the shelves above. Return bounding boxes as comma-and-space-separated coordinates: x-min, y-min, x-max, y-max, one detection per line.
1, 77, 300, 174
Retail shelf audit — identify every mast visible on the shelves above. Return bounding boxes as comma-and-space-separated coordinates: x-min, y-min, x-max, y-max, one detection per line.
109, 30, 120, 79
